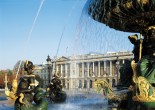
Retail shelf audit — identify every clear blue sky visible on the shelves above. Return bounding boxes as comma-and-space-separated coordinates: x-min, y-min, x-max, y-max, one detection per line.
0, 0, 134, 70
0, 0, 87, 69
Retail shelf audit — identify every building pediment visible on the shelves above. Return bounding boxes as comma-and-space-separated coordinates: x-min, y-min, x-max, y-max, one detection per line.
57, 56, 70, 62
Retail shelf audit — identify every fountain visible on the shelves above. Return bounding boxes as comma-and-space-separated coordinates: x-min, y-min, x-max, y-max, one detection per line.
47, 73, 67, 103
2, 0, 155, 109
88, 0, 155, 109
2, 58, 108, 110
4, 74, 18, 100
14, 60, 48, 110
12, 59, 67, 110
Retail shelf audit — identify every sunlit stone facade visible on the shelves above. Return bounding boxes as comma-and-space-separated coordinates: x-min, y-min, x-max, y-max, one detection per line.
34, 51, 133, 88
34, 64, 52, 87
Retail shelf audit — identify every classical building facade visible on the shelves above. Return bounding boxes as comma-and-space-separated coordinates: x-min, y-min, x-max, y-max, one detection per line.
34, 51, 133, 89
34, 64, 52, 87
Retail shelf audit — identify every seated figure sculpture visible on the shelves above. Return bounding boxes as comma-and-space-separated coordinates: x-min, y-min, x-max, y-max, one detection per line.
14, 60, 48, 110
94, 28, 155, 109
138, 27, 155, 86
128, 34, 140, 63
47, 73, 67, 103
128, 26, 155, 103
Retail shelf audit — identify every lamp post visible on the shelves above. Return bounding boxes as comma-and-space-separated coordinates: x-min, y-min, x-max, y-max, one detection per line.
46, 55, 52, 84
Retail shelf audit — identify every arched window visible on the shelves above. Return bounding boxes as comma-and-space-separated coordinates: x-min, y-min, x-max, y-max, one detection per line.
67, 83, 69, 89
79, 80, 82, 88
84, 80, 87, 88
62, 80, 65, 88
112, 79, 115, 87
90, 80, 93, 88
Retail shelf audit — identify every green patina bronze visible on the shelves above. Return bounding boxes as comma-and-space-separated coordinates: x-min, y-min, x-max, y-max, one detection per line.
88, 0, 155, 33
15, 86, 48, 110
14, 61, 48, 110
138, 55, 155, 84
88, 0, 155, 109
119, 60, 133, 87
47, 74, 67, 103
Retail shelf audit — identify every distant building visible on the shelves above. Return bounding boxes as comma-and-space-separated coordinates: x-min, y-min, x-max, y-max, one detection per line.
34, 51, 133, 88
34, 64, 51, 87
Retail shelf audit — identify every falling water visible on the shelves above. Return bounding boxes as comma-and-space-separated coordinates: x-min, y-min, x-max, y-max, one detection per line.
15, 0, 45, 79
73, 0, 134, 55
55, 0, 79, 58
0, 89, 112, 110
0, 0, 138, 109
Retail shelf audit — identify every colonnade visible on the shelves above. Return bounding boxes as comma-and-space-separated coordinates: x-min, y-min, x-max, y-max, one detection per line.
35, 52, 133, 88
56, 60, 125, 88
56, 60, 123, 79
51, 52, 133, 89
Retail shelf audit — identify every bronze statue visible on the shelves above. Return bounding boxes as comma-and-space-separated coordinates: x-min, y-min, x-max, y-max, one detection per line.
128, 34, 141, 63
88, 0, 155, 109
14, 60, 48, 110
137, 27, 155, 86
47, 73, 67, 103
5, 77, 18, 100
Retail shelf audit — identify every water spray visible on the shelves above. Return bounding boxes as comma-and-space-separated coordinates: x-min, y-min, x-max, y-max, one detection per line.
15, 0, 45, 79
54, 0, 79, 75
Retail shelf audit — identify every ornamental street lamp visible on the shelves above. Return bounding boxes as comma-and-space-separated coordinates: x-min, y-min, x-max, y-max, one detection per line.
46, 55, 52, 83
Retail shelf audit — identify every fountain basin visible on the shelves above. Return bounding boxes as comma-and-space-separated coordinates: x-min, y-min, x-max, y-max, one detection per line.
0, 90, 110, 110
88, 0, 155, 33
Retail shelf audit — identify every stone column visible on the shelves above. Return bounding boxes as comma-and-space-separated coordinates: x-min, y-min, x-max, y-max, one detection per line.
74, 62, 77, 78
110, 61, 112, 76
87, 62, 89, 77
60, 64, 62, 77
116, 60, 120, 82
52, 62, 55, 76
56, 65, 58, 74
70, 79, 73, 88
70, 63, 72, 78
76, 80, 78, 89
82, 62, 84, 78
68, 64, 70, 78
104, 61, 106, 76
93, 62, 94, 73
92, 62, 95, 77
82, 80, 84, 88
65, 64, 68, 78
77, 63, 79, 77
98, 61, 100, 77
